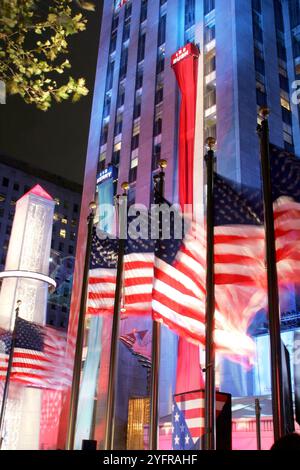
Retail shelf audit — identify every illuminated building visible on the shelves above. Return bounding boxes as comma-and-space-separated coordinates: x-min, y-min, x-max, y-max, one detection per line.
0, 185, 55, 449
0, 154, 82, 330
65, 0, 300, 450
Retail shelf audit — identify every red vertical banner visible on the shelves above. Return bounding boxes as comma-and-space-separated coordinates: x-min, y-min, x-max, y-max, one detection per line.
171, 43, 204, 393
171, 43, 199, 208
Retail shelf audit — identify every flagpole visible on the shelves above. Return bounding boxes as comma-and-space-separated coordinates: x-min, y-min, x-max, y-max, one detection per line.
104, 182, 129, 450
66, 201, 97, 450
149, 159, 167, 451
204, 137, 216, 450
255, 398, 262, 450
0, 299, 22, 450
257, 107, 285, 441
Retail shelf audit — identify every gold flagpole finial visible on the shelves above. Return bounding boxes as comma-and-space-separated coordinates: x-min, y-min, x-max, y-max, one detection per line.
158, 159, 167, 170
89, 201, 97, 212
206, 137, 216, 150
121, 181, 129, 194
259, 106, 270, 119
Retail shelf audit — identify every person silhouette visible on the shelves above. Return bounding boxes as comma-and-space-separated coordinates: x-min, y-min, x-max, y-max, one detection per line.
271, 433, 300, 450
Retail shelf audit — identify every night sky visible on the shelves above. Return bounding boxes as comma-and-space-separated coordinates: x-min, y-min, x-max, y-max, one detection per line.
0, 2, 103, 186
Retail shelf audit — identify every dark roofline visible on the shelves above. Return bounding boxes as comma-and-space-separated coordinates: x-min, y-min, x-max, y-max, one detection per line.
0, 154, 83, 194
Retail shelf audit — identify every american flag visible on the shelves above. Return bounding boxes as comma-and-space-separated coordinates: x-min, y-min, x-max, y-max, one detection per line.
87, 227, 154, 316
120, 329, 151, 368
172, 390, 230, 450
0, 317, 71, 390
152, 183, 265, 359
269, 145, 300, 286
153, 146, 300, 358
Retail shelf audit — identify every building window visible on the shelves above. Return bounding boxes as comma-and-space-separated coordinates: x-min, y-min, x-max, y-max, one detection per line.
111, 14, 119, 33
204, 0, 215, 15
152, 143, 161, 170
204, 55, 216, 75
281, 97, 291, 111
103, 94, 111, 118
61, 217, 68, 224
123, 22, 131, 42
106, 60, 115, 91
282, 107, 292, 125
68, 245, 74, 255
204, 88, 216, 109
58, 242, 64, 251
120, 46, 129, 79
252, 11, 263, 43
60, 229, 66, 239
254, 49, 265, 76
2, 177, 9, 187
274, 0, 284, 33
205, 124, 217, 141
140, 0, 147, 22
124, 1, 132, 21
131, 134, 139, 150
133, 97, 142, 119
13, 183, 19, 191
279, 74, 289, 93
256, 89, 268, 107
137, 33, 146, 62
156, 55, 165, 74
136, 68, 143, 89
0, 194, 5, 202
155, 86, 164, 105
117, 84, 125, 107
73, 204, 79, 213
158, 15, 166, 46
129, 167, 137, 183
185, 0, 195, 31
110, 32, 117, 54
154, 118, 162, 136
277, 39, 287, 62
252, 0, 261, 14
100, 123, 109, 145
204, 24, 215, 45
114, 113, 123, 136
112, 142, 121, 166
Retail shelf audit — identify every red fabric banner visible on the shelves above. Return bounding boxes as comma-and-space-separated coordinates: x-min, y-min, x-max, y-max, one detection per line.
171, 43, 199, 208
172, 43, 205, 393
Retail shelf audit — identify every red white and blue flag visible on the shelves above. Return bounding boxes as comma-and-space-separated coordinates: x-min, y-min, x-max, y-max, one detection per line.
152, 186, 264, 360
172, 390, 231, 450
0, 317, 71, 390
87, 228, 154, 316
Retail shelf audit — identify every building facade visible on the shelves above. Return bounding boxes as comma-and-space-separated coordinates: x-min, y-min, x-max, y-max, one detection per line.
89, 0, 300, 200
65, 0, 300, 450
0, 154, 82, 329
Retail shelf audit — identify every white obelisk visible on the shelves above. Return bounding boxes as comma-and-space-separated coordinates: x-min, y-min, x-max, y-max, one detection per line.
0, 185, 55, 449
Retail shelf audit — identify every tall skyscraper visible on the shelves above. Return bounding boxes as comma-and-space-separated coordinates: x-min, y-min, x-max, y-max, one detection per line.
84, 0, 300, 199
65, 0, 300, 450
